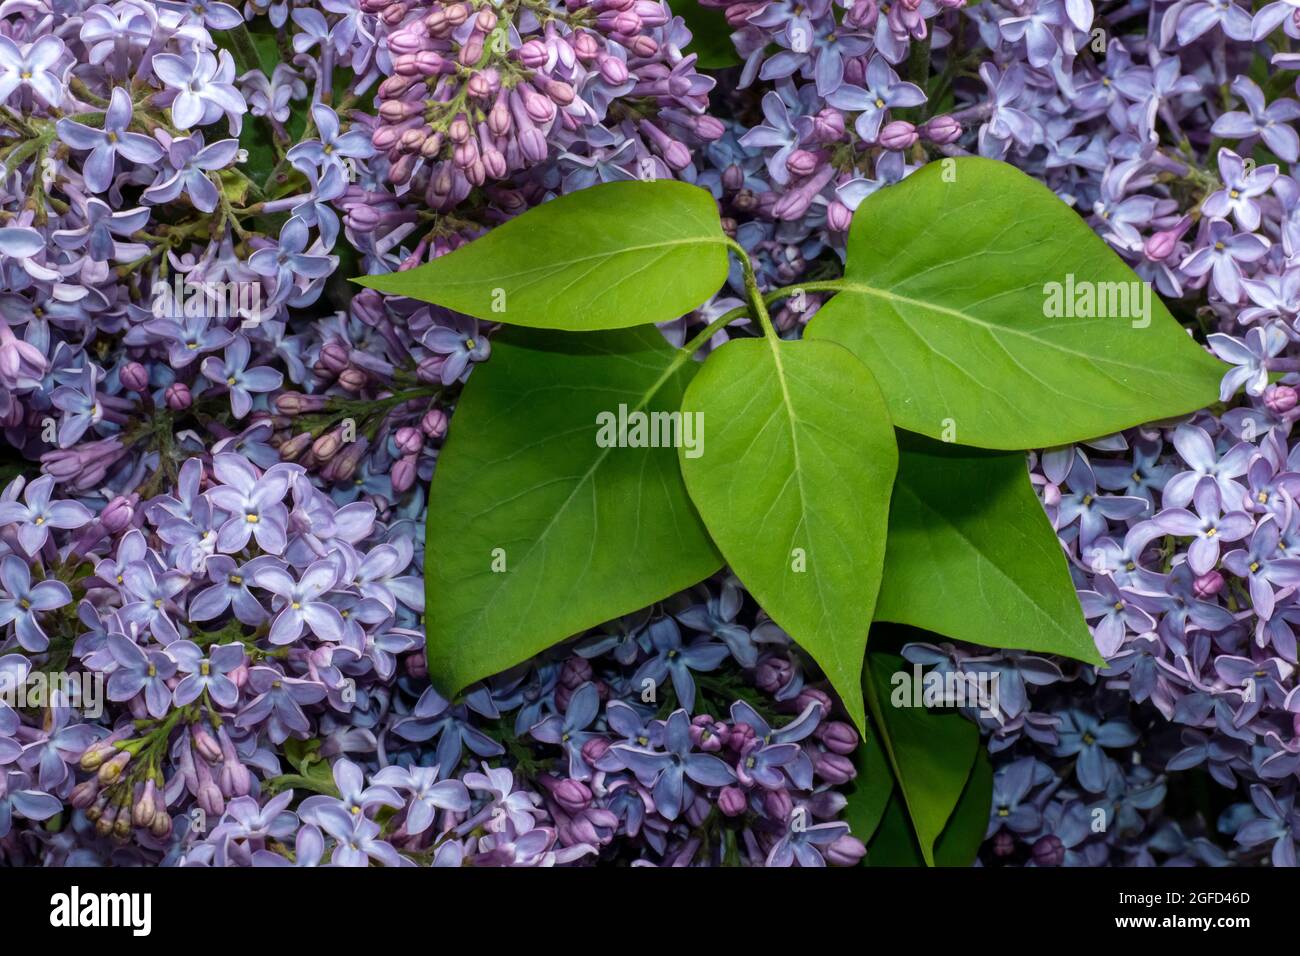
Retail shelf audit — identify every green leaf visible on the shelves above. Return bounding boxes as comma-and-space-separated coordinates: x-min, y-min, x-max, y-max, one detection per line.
876, 433, 1103, 665
842, 719, 894, 847
353, 181, 730, 330
865, 750, 992, 867
806, 157, 1225, 449
932, 748, 993, 866
424, 326, 721, 694
674, 0, 741, 68
678, 338, 897, 731
864, 650, 979, 865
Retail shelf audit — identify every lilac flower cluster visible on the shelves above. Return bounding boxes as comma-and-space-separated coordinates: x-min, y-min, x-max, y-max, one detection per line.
368, 0, 723, 206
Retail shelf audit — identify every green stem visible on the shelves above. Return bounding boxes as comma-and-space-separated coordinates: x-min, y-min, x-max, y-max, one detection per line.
726, 237, 776, 341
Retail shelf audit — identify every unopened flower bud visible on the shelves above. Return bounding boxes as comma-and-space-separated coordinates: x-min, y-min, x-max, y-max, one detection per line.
98, 750, 131, 785
417, 407, 447, 439
817, 720, 860, 755
717, 785, 747, 817
1266, 384, 1298, 414
1193, 569, 1225, 599
100, 495, 134, 533
825, 834, 867, 866
920, 114, 962, 145
1032, 834, 1065, 867
165, 382, 191, 411
121, 362, 149, 392
878, 120, 918, 150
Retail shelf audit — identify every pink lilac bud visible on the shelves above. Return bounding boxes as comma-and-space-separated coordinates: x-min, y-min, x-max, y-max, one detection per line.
519, 39, 548, 67
421, 407, 449, 438
1193, 570, 1225, 599
825, 834, 868, 866
814, 751, 856, 785
817, 721, 860, 755
993, 829, 1016, 856
100, 495, 135, 532
394, 426, 424, 455
120, 362, 149, 392
755, 657, 793, 693
796, 686, 834, 715
275, 392, 328, 415
71, 778, 100, 809
786, 149, 820, 177
318, 340, 350, 374
406, 651, 428, 679
165, 382, 191, 410
1032, 834, 1065, 866
811, 108, 846, 142
1266, 384, 1298, 414
279, 432, 313, 462
391, 453, 420, 494
717, 785, 747, 817
879, 120, 918, 150
551, 778, 593, 813
920, 114, 961, 144
763, 787, 794, 821
582, 737, 612, 765
690, 715, 727, 753
191, 726, 223, 763
597, 53, 629, 85
827, 200, 853, 233
560, 655, 593, 689
338, 367, 369, 392
1144, 216, 1192, 261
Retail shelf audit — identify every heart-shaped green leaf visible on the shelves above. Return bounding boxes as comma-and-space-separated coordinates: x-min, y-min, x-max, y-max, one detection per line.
864, 749, 992, 867
876, 433, 1103, 665
863, 650, 980, 866
354, 180, 729, 331
424, 326, 721, 694
807, 157, 1224, 449
679, 337, 897, 731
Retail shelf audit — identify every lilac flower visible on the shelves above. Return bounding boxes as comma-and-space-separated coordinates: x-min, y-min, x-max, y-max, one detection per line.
1222, 516, 1300, 620
287, 103, 376, 175
1053, 710, 1138, 792
202, 337, 284, 419
766, 817, 849, 867
1234, 784, 1300, 866
235, 667, 327, 744
1152, 480, 1254, 575
0, 36, 66, 107
0, 771, 62, 839
391, 687, 504, 776
1202, 150, 1278, 232
423, 315, 491, 385
612, 709, 736, 821
255, 559, 346, 645
300, 758, 404, 824
142, 135, 240, 213
119, 562, 188, 645
205, 454, 291, 554
105, 634, 177, 718
247, 217, 335, 307
1211, 77, 1300, 163
151, 49, 246, 132
0, 474, 91, 554
1208, 325, 1289, 401
1078, 576, 1159, 658
0, 556, 72, 652
826, 55, 926, 143
530, 682, 602, 780
188, 555, 271, 626
57, 87, 164, 194
371, 764, 471, 835
1161, 423, 1253, 509
170, 641, 244, 708
738, 91, 803, 186
632, 617, 730, 713
314, 804, 401, 867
